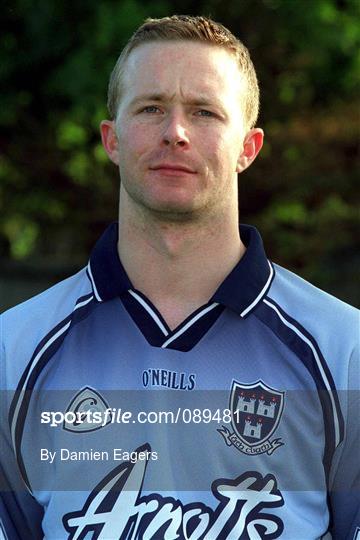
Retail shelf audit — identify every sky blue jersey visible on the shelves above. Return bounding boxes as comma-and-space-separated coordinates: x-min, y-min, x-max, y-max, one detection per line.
1, 223, 359, 539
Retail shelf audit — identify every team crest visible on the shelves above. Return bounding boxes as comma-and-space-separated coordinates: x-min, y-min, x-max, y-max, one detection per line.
218, 380, 285, 456
63, 386, 110, 433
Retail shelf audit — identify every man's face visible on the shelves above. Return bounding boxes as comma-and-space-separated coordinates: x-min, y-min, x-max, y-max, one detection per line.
102, 41, 262, 221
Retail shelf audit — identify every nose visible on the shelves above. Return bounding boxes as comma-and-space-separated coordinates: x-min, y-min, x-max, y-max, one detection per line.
162, 111, 189, 148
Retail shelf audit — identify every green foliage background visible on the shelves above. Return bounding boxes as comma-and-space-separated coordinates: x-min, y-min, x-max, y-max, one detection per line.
1, 0, 359, 306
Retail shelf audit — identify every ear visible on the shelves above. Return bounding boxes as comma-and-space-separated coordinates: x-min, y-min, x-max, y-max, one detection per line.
236, 128, 264, 173
100, 120, 120, 166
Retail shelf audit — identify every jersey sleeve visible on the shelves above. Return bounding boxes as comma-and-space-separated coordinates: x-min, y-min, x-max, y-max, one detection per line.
0, 321, 44, 539
0, 414, 44, 539
329, 345, 360, 539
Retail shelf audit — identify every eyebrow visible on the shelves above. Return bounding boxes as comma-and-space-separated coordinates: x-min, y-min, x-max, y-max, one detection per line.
129, 93, 227, 116
129, 93, 170, 107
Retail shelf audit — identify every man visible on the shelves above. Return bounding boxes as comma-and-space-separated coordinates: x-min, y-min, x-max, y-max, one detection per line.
0, 15, 358, 540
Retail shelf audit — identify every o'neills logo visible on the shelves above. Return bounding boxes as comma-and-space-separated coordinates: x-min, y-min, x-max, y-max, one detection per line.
218, 380, 285, 456
63, 444, 284, 539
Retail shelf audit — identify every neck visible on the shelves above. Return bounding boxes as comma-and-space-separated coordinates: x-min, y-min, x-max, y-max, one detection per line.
118, 194, 245, 330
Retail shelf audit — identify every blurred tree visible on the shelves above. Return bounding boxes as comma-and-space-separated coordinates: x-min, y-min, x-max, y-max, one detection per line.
1, 0, 359, 306
1, 0, 170, 263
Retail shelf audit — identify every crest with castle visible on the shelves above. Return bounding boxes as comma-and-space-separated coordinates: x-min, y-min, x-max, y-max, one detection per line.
218, 380, 284, 455
236, 391, 278, 440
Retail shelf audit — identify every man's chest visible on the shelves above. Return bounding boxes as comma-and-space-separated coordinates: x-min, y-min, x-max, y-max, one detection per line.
18, 305, 331, 538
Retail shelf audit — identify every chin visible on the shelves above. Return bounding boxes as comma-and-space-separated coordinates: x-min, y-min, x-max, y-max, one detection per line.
127, 186, 206, 220
144, 199, 203, 222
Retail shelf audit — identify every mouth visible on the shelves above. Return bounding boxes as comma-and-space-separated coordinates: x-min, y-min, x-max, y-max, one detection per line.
149, 163, 197, 174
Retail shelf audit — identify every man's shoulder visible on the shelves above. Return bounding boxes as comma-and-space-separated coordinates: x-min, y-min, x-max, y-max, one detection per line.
270, 262, 358, 321
2, 266, 91, 322
266, 263, 358, 379
1, 267, 93, 384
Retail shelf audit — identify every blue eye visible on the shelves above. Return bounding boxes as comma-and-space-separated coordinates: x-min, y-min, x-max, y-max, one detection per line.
197, 110, 214, 117
142, 106, 160, 113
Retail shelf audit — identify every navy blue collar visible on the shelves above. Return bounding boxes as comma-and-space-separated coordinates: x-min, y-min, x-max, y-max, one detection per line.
87, 222, 274, 318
